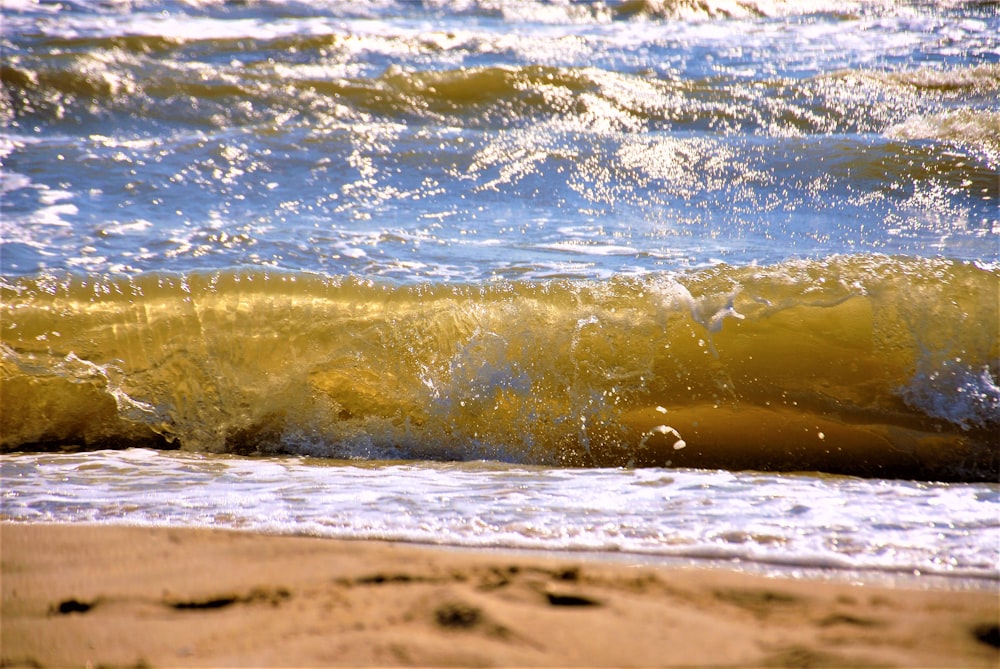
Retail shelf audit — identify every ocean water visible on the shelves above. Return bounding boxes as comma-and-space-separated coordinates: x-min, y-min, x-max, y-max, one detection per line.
1, 0, 998, 581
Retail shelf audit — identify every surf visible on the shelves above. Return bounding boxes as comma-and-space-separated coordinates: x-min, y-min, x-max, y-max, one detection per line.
2, 255, 996, 481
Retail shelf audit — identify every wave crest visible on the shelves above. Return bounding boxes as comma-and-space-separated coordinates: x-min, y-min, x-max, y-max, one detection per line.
2, 256, 996, 480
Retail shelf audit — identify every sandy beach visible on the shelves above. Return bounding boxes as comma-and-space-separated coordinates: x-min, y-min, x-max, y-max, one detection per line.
1, 523, 997, 668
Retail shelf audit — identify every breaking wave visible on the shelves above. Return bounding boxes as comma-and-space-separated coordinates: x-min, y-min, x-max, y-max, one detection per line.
2, 256, 997, 481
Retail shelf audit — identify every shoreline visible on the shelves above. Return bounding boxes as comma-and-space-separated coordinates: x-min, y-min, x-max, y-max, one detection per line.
429, 541, 1000, 592
3, 523, 998, 667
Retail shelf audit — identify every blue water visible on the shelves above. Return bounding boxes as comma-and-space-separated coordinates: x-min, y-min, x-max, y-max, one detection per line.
1, 0, 998, 581
2, 1, 997, 280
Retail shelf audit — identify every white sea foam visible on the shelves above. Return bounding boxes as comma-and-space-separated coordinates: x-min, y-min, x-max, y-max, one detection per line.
886, 111, 1000, 166
0, 170, 32, 194
1, 449, 996, 580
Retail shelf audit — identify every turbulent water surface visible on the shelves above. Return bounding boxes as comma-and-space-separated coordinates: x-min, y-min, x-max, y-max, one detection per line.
1, 0, 998, 580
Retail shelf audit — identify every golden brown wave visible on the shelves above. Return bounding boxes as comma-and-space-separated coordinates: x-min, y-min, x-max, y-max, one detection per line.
1, 255, 997, 480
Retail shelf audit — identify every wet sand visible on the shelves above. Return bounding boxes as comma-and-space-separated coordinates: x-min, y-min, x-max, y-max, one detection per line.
2, 523, 997, 667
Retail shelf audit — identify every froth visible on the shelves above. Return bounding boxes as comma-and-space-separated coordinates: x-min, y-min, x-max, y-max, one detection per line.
887, 111, 1000, 166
